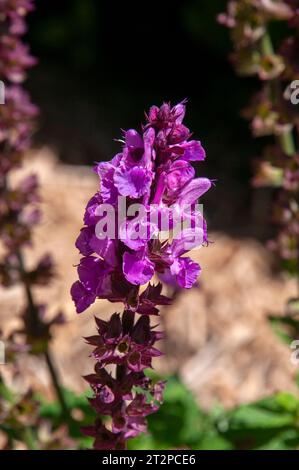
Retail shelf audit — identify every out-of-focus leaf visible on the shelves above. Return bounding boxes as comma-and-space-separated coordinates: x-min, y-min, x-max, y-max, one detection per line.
146, 375, 204, 447
128, 375, 205, 449
257, 429, 299, 450
194, 431, 233, 450
38, 387, 96, 444
128, 434, 166, 450
0, 378, 14, 403
256, 392, 299, 414
268, 315, 297, 344
226, 406, 294, 430
217, 391, 299, 449
286, 298, 299, 316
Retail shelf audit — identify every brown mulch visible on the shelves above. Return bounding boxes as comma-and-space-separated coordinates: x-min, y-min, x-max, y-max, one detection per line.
0, 149, 297, 409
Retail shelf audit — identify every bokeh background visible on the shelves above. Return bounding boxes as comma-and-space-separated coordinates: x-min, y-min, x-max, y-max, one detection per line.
1, 0, 298, 450
27, 0, 272, 238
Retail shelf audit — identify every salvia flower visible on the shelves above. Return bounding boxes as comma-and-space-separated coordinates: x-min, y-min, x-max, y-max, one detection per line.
72, 101, 212, 449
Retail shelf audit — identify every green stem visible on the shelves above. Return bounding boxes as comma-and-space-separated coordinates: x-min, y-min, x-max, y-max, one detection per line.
261, 32, 274, 56
261, 30, 298, 292
260, 32, 296, 157
22, 427, 37, 450
44, 349, 71, 423
278, 130, 296, 157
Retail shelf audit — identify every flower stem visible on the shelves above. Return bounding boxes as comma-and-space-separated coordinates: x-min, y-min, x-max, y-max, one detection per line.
279, 130, 296, 157
261, 32, 274, 56
261, 29, 298, 290
16, 250, 71, 424
44, 348, 71, 423
261, 31, 296, 157
152, 172, 166, 204
22, 426, 37, 450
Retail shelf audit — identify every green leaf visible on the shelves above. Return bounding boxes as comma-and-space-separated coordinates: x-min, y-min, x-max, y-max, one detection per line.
257, 429, 299, 450
268, 312, 299, 346
256, 392, 299, 414
193, 431, 233, 450
216, 392, 299, 449
286, 298, 299, 316
38, 387, 96, 438
0, 378, 15, 403
146, 375, 204, 446
128, 433, 166, 450
226, 405, 294, 430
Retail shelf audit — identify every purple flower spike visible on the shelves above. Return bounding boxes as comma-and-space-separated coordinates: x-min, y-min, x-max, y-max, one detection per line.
72, 101, 212, 449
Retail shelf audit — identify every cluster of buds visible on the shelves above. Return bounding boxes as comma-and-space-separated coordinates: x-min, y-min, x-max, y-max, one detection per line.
218, 0, 299, 268
72, 101, 212, 449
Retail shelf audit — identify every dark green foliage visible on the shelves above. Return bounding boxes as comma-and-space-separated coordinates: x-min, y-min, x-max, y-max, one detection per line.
3, 376, 299, 450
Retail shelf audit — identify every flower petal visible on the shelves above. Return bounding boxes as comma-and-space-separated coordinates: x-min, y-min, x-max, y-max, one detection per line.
123, 251, 154, 285
114, 166, 152, 198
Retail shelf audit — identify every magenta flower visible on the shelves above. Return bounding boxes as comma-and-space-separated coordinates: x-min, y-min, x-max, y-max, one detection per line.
72, 101, 212, 449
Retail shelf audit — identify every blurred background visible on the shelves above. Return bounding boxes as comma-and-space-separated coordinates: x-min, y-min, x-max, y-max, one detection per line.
1, 0, 299, 450
27, 0, 272, 238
